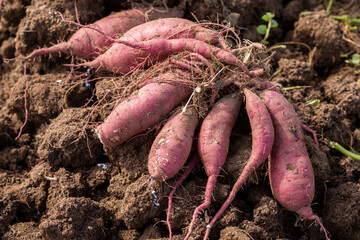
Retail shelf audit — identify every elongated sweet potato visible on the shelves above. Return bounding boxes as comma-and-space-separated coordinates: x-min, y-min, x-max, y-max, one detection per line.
261, 90, 330, 240
95, 72, 193, 147
83, 38, 249, 74
148, 106, 199, 180
185, 93, 242, 240
203, 89, 274, 239
17, 7, 183, 60
120, 18, 222, 45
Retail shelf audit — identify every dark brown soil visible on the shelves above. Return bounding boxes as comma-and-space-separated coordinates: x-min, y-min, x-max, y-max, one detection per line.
1, 0, 360, 239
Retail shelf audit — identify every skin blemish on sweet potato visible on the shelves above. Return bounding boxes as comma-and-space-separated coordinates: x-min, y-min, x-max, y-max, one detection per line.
286, 163, 298, 174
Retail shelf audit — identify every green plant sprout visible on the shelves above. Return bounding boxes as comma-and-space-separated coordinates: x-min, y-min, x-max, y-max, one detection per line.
257, 12, 278, 44
329, 141, 360, 161
345, 53, 360, 74
305, 99, 320, 106
345, 53, 360, 66
331, 14, 360, 31
282, 86, 310, 91
326, 0, 334, 13
307, 47, 317, 67
270, 69, 281, 79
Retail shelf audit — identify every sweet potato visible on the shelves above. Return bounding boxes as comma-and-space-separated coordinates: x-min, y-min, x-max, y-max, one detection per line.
83, 38, 249, 74
203, 88, 274, 239
261, 90, 330, 240
120, 18, 223, 45
95, 71, 193, 147
148, 106, 199, 181
185, 93, 242, 240
79, 17, 224, 72
17, 7, 183, 60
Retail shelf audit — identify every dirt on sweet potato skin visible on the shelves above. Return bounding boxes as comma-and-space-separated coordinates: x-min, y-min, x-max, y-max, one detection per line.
0, 0, 360, 239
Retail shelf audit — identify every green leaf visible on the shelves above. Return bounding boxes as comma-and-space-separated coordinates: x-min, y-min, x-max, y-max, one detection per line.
345, 54, 360, 66
350, 54, 360, 65
257, 25, 267, 35
271, 19, 278, 28
267, 12, 275, 18
261, 14, 270, 21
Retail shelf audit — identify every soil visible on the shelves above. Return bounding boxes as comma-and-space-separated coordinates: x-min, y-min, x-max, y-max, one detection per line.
1, 0, 360, 240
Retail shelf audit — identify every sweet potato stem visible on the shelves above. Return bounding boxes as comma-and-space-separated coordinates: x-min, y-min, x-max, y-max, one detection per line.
330, 141, 360, 160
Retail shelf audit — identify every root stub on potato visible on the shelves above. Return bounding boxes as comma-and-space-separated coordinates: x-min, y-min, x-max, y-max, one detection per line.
261, 90, 330, 240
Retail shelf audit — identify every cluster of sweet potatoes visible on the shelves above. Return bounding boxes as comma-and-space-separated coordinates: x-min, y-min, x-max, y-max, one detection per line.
13, 5, 330, 240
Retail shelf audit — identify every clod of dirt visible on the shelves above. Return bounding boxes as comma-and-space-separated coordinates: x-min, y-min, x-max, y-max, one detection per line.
2, 222, 42, 240
118, 229, 140, 240
0, 146, 28, 170
99, 197, 123, 228
297, 101, 356, 153
107, 172, 132, 199
273, 58, 315, 86
36, 108, 103, 169
223, 0, 282, 27
103, 134, 153, 180
253, 196, 284, 233
45, 168, 86, 208
339, 156, 360, 180
7, 73, 70, 125
219, 226, 252, 240
0, 37, 16, 59
305, 135, 331, 184
353, 129, 360, 153
323, 68, 360, 116
86, 164, 112, 192
116, 174, 170, 229
282, 0, 305, 27
323, 182, 360, 239
292, 10, 351, 70
39, 197, 107, 240
0, 109, 18, 149
139, 225, 161, 240
297, 102, 343, 130
298, 101, 354, 147
216, 202, 246, 229
0, 72, 22, 105
239, 219, 270, 239
0, 0, 28, 41
0, 171, 48, 236
187, 0, 222, 24
223, 134, 252, 183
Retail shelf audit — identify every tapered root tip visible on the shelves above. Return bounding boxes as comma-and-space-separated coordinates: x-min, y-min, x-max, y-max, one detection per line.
23, 43, 69, 60
296, 207, 330, 240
